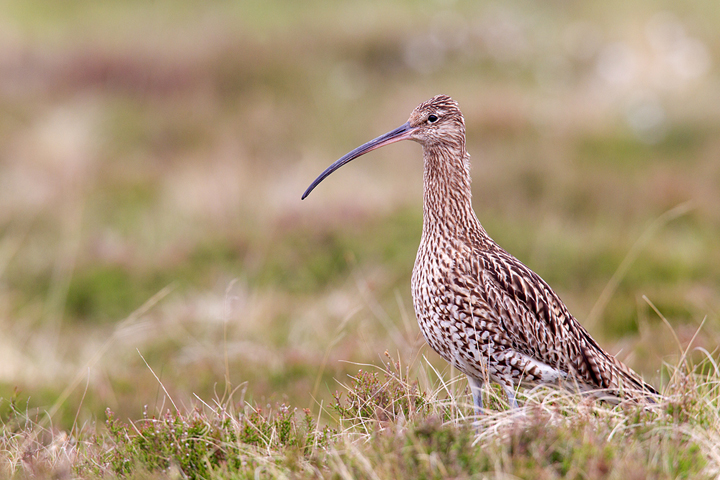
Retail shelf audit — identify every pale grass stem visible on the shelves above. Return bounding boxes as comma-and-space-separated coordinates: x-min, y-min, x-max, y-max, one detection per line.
222, 278, 239, 404
312, 305, 361, 402
645, 295, 708, 387
586, 201, 694, 329
15, 284, 175, 456
137, 349, 179, 415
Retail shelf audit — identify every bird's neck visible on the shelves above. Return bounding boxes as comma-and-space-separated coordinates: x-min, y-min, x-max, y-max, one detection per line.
421, 143, 487, 243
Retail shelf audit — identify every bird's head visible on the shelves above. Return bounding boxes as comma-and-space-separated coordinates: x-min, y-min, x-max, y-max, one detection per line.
301, 95, 465, 200
405, 95, 465, 147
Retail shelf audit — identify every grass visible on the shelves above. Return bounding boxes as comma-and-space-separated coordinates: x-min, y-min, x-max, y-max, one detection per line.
2, 351, 720, 479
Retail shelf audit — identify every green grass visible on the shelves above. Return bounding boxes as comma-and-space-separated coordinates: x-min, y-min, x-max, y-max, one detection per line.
3, 355, 720, 479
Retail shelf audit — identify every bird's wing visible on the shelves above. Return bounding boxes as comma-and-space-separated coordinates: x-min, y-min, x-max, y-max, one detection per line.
474, 246, 655, 395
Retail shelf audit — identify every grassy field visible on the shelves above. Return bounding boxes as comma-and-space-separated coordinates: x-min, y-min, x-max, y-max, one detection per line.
0, 0, 719, 477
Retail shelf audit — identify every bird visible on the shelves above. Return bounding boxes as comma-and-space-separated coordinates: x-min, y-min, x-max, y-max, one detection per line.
302, 95, 658, 412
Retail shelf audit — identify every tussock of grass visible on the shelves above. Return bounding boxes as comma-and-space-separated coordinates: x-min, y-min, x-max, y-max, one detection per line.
1, 354, 719, 479
102, 404, 330, 478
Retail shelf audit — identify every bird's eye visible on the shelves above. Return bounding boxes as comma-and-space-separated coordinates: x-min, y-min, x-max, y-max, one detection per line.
427, 114, 439, 123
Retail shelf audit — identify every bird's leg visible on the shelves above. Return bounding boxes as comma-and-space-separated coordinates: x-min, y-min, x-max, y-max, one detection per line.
467, 376, 484, 416
502, 384, 519, 409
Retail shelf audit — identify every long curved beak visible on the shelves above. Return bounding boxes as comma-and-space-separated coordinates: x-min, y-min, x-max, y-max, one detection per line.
302, 122, 415, 200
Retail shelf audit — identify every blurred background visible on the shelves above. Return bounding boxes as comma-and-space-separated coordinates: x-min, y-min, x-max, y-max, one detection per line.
0, 0, 718, 429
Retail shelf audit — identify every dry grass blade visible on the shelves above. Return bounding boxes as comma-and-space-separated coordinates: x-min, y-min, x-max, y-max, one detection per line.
137, 349, 180, 415
587, 201, 694, 329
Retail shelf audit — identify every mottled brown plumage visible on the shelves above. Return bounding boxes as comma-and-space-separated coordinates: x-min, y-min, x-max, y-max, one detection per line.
303, 95, 658, 411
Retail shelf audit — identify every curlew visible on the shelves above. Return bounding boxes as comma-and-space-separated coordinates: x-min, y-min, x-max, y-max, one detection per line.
302, 95, 658, 412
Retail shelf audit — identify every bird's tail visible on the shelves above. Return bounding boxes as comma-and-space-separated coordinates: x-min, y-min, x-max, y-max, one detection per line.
581, 343, 660, 404
614, 364, 660, 404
